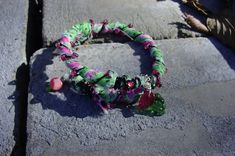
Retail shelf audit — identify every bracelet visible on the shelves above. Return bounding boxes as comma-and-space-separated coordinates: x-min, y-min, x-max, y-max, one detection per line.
50, 19, 166, 116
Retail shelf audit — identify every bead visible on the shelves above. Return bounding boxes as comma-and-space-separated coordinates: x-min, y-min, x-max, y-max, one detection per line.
138, 90, 154, 109
61, 36, 70, 43
102, 19, 109, 25
114, 28, 121, 34
127, 81, 135, 89
72, 52, 79, 58
60, 55, 66, 61
152, 69, 159, 76
50, 77, 63, 91
89, 19, 94, 25
128, 23, 133, 28
70, 70, 78, 77
67, 61, 81, 69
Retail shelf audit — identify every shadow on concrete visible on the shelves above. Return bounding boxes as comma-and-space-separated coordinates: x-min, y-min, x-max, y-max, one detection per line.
128, 42, 152, 75
8, 63, 29, 156
208, 37, 235, 71
170, 0, 206, 36
29, 48, 101, 118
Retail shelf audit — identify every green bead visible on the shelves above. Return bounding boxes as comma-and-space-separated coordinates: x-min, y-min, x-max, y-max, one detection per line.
135, 93, 166, 116
150, 48, 163, 58
91, 72, 105, 82
122, 27, 143, 38
152, 63, 165, 76
78, 67, 90, 77
74, 75, 84, 82
78, 22, 92, 35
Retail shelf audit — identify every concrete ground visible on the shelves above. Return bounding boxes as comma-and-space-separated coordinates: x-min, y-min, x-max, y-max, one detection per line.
0, 0, 235, 155
27, 38, 235, 156
42, 0, 203, 46
0, 0, 28, 155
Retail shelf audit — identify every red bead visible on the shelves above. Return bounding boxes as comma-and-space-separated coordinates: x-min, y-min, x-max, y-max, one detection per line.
72, 53, 79, 58
70, 70, 78, 77
89, 19, 94, 25
127, 81, 135, 89
102, 19, 108, 25
60, 55, 66, 61
128, 23, 133, 28
152, 70, 159, 76
71, 42, 75, 48
138, 90, 155, 109
50, 77, 63, 91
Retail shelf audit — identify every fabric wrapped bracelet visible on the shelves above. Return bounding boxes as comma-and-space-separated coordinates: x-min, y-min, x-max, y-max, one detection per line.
50, 19, 166, 116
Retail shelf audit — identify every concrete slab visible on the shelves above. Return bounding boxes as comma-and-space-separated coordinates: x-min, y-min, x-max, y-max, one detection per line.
27, 37, 235, 155
0, 0, 28, 155
160, 37, 235, 89
42, 0, 202, 45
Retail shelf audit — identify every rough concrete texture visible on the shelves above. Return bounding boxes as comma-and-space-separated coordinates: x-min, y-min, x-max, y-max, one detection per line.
0, 0, 28, 155
42, 0, 203, 45
28, 37, 235, 155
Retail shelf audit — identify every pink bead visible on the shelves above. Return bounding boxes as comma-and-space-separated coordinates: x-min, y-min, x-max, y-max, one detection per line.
143, 40, 155, 49
85, 70, 97, 79
50, 77, 63, 91
61, 36, 70, 42
61, 47, 72, 55
68, 62, 81, 69
114, 28, 121, 34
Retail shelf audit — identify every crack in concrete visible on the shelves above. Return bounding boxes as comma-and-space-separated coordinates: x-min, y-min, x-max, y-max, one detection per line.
10, 0, 43, 155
